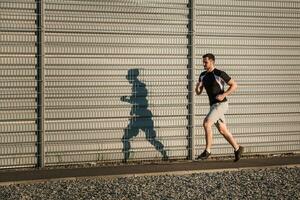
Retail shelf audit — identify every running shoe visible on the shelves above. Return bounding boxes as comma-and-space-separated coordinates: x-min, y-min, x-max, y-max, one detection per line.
197, 150, 211, 160
234, 146, 244, 162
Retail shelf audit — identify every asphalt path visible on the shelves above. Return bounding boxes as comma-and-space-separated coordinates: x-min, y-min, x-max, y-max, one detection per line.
0, 155, 299, 184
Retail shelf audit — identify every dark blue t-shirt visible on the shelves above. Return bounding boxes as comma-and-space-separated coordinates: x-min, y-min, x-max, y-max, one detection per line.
199, 68, 231, 106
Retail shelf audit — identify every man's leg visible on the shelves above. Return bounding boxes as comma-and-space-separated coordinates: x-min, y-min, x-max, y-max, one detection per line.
197, 104, 219, 160
216, 121, 239, 151
122, 127, 139, 162
196, 117, 213, 159
216, 121, 244, 161
144, 128, 168, 160
203, 118, 214, 152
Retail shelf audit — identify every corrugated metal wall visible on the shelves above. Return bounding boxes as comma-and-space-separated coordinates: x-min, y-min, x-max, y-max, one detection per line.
0, 0, 37, 168
44, 0, 190, 165
195, 0, 300, 155
0, 0, 299, 168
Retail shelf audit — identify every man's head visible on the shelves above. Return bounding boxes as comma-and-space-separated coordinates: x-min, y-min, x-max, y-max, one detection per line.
202, 53, 215, 71
126, 68, 139, 83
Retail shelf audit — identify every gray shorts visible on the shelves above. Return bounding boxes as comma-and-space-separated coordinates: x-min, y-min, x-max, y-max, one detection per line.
206, 102, 229, 125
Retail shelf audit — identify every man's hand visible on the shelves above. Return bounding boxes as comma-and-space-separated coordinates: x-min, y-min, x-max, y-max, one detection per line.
216, 94, 226, 101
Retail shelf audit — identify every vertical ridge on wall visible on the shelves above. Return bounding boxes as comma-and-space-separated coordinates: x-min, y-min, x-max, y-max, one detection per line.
0, 0, 37, 168
44, 0, 190, 165
195, 0, 300, 155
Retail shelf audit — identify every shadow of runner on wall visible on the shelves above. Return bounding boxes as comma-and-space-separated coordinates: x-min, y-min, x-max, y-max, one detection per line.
121, 68, 168, 163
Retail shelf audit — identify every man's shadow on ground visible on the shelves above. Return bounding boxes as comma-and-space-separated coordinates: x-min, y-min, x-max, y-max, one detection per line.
121, 69, 168, 162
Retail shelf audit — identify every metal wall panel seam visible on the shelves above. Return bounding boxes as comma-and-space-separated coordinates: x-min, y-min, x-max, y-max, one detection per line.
45, 5, 189, 15
196, 0, 300, 8
0, 4, 36, 10
36, 0, 45, 168
195, 114, 300, 124
45, 0, 189, 4
187, 0, 195, 160
45, 34, 188, 44
45, 127, 188, 139
45, 118, 188, 131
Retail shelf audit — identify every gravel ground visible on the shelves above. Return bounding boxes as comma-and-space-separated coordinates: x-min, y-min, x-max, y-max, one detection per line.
0, 166, 299, 200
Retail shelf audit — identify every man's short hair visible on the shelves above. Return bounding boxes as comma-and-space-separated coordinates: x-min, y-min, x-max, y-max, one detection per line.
202, 53, 215, 61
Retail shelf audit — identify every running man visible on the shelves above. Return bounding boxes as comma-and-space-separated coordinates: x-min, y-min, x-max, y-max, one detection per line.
195, 53, 244, 162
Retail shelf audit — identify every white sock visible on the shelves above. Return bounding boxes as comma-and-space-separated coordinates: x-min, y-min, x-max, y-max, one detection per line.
206, 148, 211, 153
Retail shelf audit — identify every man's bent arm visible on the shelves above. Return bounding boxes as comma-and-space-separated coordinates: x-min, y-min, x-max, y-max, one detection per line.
224, 79, 237, 97
216, 79, 237, 101
195, 81, 204, 95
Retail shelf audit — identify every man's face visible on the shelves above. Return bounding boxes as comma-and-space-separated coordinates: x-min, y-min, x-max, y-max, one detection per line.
203, 57, 214, 71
